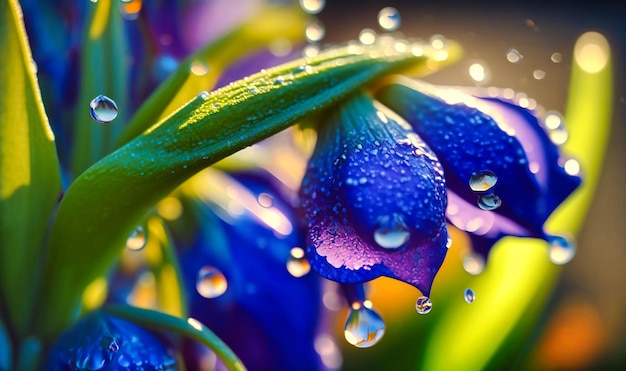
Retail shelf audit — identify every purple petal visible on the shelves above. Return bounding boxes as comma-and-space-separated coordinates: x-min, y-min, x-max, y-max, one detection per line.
301, 92, 449, 296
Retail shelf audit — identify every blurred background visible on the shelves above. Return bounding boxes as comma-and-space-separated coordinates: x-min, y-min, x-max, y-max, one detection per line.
312, 1, 625, 369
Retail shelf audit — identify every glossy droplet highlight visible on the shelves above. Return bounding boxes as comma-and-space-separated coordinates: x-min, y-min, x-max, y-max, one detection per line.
415, 296, 432, 314
544, 111, 569, 145
89, 95, 118, 123
506, 48, 523, 63
464, 288, 475, 304
463, 253, 485, 275
373, 214, 410, 249
287, 247, 311, 277
478, 194, 502, 211
548, 235, 576, 265
305, 21, 325, 43
190, 61, 209, 76
469, 170, 498, 192
344, 302, 385, 348
299, 0, 325, 14
196, 266, 228, 298
377, 7, 401, 31
126, 226, 146, 251
359, 28, 377, 45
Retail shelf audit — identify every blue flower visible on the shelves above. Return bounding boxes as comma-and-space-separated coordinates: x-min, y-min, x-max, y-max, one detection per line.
178, 170, 325, 371
44, 312, 176, 370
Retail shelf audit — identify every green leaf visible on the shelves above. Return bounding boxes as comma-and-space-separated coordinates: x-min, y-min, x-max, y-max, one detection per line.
35, 39, 461, 341
0, 0, 61, 338
116, 4, 309, 146
104, 304, 246, 371
71, 0, 129, 175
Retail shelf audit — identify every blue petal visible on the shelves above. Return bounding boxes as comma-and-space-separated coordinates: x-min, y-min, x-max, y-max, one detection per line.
44, 312, 176, 370
300, 92, 449, 296
179, 170, 324, 371
377, 80, 581, 246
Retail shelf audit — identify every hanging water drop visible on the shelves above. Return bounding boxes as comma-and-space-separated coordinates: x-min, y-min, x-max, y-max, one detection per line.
89, 95, 118, 123
343, 302, 385, 348
373, 214, 410, 249
377, 7, 401, 31
469, 170, 498, 192
415, 296, 432, 314
464, 288, 475, 304
196, 266, 228, 298
126, 226, 146, 251
477, 194, 502, 211
548, 235, 576, 265
287, 247, 311, 278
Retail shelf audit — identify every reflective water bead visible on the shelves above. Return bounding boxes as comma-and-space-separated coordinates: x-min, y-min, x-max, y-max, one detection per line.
126, 226, 146, 251
463, 253, 485, 275
299, 0, 325, 14
190, 61, 209, 76
415, 296, 432, 314
477, 193, 502, 211
548, 235, 576, 265
469, 170, 498, 192
196, 266, 228, 298
286, 247, 311, 278
89, 95, 118, 123
373, 214, 410, 249
506, 48, 523, 63
343, 302, 385, 348
464, 288, 475, 304
377, 7, 401, 31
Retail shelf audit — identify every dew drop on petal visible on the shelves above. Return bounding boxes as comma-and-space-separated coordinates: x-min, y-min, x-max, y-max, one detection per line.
464, 288, 475, 304
196, 266, 228, 298
469, 170, 498, 192
477, 193, 502, 211
89, 95, 118, 123
377, 7, 401, 31
126, 226, 146, 251
190, 61, 209, 76
373, 214, 410, 249
415, 296, 432, 314
506, 48, 523, 63
463, 253, 485, 275
299, 0, 325, 14
548, 235, 576, 265
287, 247, 311, 277
344, 302, 385, 348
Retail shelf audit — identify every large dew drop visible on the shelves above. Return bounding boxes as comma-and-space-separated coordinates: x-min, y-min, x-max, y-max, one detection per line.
89, 95, 118, 123
286, 247, 311, 277
464, 288, 476, 304
415, 296, 432, 314
126, 226, 146, 251
548, 235, 576, 265
196, 266, 228, 298
373, 214, 410, 249
469, 170, 498, 192
477, 193, 502, 211
344, 301, 385, 348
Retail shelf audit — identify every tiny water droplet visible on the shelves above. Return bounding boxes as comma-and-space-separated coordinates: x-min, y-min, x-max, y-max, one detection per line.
344, 302, 385, 348
294, 64, 314, 75
190, 61, 209, 76
548, 235, 576, 264
446, 236, 453, 249
533, 69, 546, 80
551, 52, 562, 63
287, 247, 311, 277
506, 48, 523, 63
373, 214, 410, 249
469, 170, 498, 192
464, 288, 475, 304
305, 21, 325, 43
197, 91, 209, 100
196, 266, 228, 298
415, 296, 432, 314
107, 340, 120, 352
463, 253, 485, 275
89, 95, 118, 123
299, 0, 325, 14
377, 7, 401, 31
126, 226, 146, 251
477, 194, 502, 211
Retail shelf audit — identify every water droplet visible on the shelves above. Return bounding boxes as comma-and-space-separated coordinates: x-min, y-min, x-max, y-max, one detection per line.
299, 0, 325, 14
373, 214, 410, 249
377, 7, 401, 31
344, 302, 385, 348
89, 95, 118, 123
543, 111, 568, 145
190, 61, 209, 76
468, 62, 489, 82
107, 340, 120, 352
197, 91, 210, 100
548, 235, 576, 264
287, 247, 311, 277
469, 170, 498, 192
305, 21, 325, 43
533, 69, 546, 80
446, 236, 453, 249
563, 158, 581, 176
415, 296, 432, 314
463, 253, 485, 275
506, 48, 523, 63
196, 266, 228, 298
294, 64, 314, 75
477, 194, 502, 211
464, 288, 475, 304
126, 226, 146, 251
359, 28, 377, 45
551, 52, 563, 63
